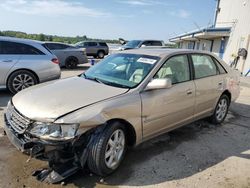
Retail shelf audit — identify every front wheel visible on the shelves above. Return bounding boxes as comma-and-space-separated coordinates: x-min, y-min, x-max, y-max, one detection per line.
87, 122, 127, 176
210, 94, 230, 124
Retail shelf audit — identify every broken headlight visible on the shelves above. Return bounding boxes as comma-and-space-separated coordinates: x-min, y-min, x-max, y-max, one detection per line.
29, 122, 79, 141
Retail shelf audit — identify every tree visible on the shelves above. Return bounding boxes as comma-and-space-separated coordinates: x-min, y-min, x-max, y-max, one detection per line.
48, 35, 53, 41
38, 33, 45, 41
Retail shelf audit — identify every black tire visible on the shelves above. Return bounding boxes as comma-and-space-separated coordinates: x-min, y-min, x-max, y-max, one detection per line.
65, 57, 78, 69
7, 70, 38, 94
210, 94, 230, 124
97, 51, 105, 59
87, 122, 127, 176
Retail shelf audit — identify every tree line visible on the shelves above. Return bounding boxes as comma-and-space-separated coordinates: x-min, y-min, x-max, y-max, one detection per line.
0, 30, 120, 44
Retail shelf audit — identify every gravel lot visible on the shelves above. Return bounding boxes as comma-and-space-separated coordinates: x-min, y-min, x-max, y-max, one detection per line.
0, 65, 250, 188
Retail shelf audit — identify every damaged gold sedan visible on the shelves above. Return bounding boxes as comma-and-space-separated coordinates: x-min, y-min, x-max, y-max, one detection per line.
3, 49, 240, 183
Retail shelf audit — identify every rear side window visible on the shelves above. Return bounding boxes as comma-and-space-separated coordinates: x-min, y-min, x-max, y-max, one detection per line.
192, 54, 219, 79
46, 43, 70, 50
42, 44, 53, 54
0, 41, 44, 55
212, 57, 227, 74
99, 42, 108, 47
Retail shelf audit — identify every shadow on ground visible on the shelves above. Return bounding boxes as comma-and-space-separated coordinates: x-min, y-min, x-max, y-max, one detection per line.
61, 64, 90, 72
0, 89, 12, 108
67, 102, 250, 187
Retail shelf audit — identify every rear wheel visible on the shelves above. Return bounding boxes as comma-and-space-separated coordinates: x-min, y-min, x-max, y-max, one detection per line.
210, 94, 230, 124
65, 57, 78, 69
87, 122, 127, 176
97, 51, 105, 59
7, 70, 38, 94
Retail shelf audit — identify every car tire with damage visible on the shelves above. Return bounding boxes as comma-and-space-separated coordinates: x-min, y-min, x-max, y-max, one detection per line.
87, 122, 127, 176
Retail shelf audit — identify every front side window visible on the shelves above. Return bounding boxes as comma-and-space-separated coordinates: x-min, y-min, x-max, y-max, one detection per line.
154, 55, 190, 84
84, 53, 160, 88
0, 41, 44, 55
88, 42, 97, 47
75, 42, 84, 47
151, 41, 163, 46
192, 54, 219, 79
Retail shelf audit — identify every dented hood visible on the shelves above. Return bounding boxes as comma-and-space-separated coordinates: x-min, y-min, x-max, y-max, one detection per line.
12, 77, 128, 121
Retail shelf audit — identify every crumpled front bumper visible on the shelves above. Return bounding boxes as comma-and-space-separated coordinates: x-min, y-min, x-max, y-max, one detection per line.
3, 114, 73, 159
4, 114, 36, 153
3, 114, 90, 183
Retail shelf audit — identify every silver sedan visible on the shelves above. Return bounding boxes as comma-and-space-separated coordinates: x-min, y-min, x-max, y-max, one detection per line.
3, 49, 240, 183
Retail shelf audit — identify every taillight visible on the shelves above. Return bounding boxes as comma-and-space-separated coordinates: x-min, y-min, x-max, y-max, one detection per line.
52, 58, 59, 64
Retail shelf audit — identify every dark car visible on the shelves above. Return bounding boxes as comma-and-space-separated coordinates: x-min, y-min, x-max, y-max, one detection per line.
74, 41, 109, 59
44, 42, 88, 69
119, 40, 165, 50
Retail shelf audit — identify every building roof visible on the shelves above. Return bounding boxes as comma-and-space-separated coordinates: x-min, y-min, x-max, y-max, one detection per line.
169, 26, 231, 42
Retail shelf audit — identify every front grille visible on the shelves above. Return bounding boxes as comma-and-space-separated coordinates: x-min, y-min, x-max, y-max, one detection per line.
6, 103, 31, 134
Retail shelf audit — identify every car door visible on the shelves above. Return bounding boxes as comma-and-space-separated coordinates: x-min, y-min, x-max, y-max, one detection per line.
191, 54, 225, 119
140, 54, 195, 140
88, 42, 98, 55
0, 41, 21, 86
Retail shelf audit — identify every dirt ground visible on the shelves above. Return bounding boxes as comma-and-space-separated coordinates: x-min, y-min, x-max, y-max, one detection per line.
1, 65, 250, 188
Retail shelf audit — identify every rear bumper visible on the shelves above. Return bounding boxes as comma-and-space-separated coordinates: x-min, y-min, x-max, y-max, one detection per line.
78, 55, 88, 64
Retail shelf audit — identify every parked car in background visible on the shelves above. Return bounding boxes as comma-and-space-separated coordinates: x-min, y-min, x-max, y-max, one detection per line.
44, 42, 88, 69
119, 40, 165, 50
74, 41, 109, 59
3, 49, 240, 183
0, 36, 60, 94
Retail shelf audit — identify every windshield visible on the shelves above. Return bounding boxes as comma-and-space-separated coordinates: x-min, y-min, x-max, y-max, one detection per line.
83, 53, 160, 88
74, 42, 83, 46
124, 40, 141, 48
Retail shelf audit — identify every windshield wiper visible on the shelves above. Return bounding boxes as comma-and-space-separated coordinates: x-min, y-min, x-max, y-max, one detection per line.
83, 74, 104, 84
103, 81, 130, 89
82, 73, 129, 88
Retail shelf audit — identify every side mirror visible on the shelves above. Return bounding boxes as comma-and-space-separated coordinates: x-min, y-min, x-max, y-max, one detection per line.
141, 44, 146, 48
145, 78, 172, 91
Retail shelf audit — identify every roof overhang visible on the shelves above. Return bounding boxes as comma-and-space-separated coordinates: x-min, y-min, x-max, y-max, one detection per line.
169, 27, 231, 43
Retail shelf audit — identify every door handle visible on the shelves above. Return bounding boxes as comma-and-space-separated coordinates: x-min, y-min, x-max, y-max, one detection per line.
186, 89, 193, 95
2, 60, 13, 62
218, 81, 223, 86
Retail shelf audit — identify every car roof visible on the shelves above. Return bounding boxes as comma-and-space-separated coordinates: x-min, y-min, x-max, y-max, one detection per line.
118, 48, 213, 57
129, 39, 163, 42
80, 41, 106, 43
0, 36, 44, 44
44, 41, 73, 46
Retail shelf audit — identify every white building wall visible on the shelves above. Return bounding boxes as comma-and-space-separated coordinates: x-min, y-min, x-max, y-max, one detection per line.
216, 0, 250, 74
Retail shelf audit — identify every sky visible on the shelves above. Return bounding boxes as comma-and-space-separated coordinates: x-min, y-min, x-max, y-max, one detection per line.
0, 0, 216, 42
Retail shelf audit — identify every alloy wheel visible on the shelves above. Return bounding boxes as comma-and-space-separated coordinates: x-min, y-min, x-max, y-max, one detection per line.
12, 74, 35, 92
215, 98, 228, 122
104, 129, 125, 169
